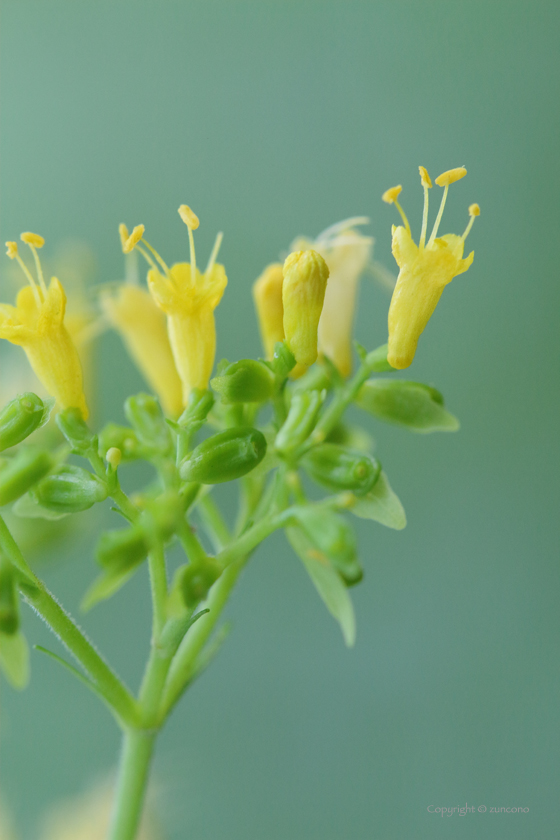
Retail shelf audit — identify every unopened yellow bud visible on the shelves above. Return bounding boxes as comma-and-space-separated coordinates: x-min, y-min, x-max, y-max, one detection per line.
123, 224, 145, 254
435, 167, 467, 187
419, 166, 432, 188
382, 185, 402, 204
282, 250, 329, 367
469, 203, 480, 216
178, 205, 200, 230
118, 223, 129, 248
253, 263, 285, 359
106, 447, 122, 469
5, 242, 18, 259
20, 232, 45, 248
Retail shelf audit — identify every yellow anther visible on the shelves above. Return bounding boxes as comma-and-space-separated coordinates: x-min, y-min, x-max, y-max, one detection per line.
118, 223, 129, 248
178, 205, 200, 230
419, 166, 432, 188
469, 203, 480, 216
20, 232, 45, 248
382, 186, 402, 204
5, 242, 18, 259
123, 224, 145, 254
106, 447, 122, 469
435, 167, 467, 187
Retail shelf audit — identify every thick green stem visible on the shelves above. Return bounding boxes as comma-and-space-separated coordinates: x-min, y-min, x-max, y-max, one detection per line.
198, 493, 230, 551
147, 545, 168, 639
108, 728, 156, 840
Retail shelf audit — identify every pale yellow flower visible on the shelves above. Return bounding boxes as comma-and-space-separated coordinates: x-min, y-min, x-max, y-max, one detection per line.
252, 263, 285, 359
292, 218, 373, 377
282, 249, 329, 368
0, 235, 88, 418
383, 166, 478, 369
120, 208, 226, 403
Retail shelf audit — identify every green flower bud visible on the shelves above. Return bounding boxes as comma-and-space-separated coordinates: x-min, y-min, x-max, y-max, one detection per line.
211, 359, 275, 404
180, 427, 267, 484
173, 560, 221, 609
0, 447, 53, 506
357, 379, 459, 432
364, 343, 395, 373
275, 390, 324, 455
56, 407, 98, 456
96, 524, 149, 573
33, 465, 108, 513
283, 250, 329, 367
271, 341, 296, 378
290, 506, 362, 586
178, 388, 215, 427
124, 393, 172, 453
301, 443, 380, 495
98, 423, 141, 461
0, 562, 18, 635
0, 393, 46, 452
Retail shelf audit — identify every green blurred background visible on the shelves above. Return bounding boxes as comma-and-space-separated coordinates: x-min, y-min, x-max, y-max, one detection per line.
1, 1, 559, 837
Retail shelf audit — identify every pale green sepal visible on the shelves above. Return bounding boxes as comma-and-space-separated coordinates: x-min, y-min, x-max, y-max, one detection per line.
0, 629, 30, 689
286, 526, 356, 647
12, 491, 70, 520
37, 397, 56, 430
348, 470, 406, 529
357, 379, 459, 432
81, 567, 137, 612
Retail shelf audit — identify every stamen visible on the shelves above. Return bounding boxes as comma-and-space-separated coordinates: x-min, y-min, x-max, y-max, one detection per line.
134, 243, 160, 275
435, 166, 467, 187
418, 166, 432, 249
204, 231, 223, 276
178, 205, 199, 278
141, 238, 170, 276
427, 185, 449, 246
11, 251, 42, 306
119, 224, 129, 249
381, 186, 410, 233
461, 204, 480, 240
123, 225, 145, 254
20, 232, 45, 249
20, 232, 48, 295
124, 248, 139, 286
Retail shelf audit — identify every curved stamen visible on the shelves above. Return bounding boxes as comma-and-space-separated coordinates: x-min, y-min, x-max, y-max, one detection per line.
427, 185, 449, 247
141, 238, 170, 276
204, 231, 223, 276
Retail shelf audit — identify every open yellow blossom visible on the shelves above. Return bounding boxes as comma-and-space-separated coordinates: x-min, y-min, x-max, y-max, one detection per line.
120, 207, 227, 402
0, 235, 88, 418
383, 165, 478, 369
252, 263, 285, 359
292, 218, 373, 377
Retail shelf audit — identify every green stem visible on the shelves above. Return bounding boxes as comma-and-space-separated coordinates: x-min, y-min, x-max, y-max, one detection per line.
198, 493, 231, 551
147, 544, 168, 639
108, 728, 156, 840
310, 361, 371, 445
178, 519, 208, 565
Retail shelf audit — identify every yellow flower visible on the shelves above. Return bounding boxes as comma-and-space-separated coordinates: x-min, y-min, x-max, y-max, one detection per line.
252, 263, 285, 359
383, 166, 478, 369
282, 249, 329, 368
292, 218, 373, 377
0, 235, 88, 418
120, 208, 227, 402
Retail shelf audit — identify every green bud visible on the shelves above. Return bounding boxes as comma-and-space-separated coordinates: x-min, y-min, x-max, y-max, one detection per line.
0, 447, 53, 506
301, 443, 380, 495
173, 560, 221, 609
364, 343, 395, 373
0, 561, 19, 635
271, 341, 296, 378
33, 465, 108, 513
357, 379, 459, 433
124, 393, 172, 453
178, 388, 215, 427
275, 390, 324, 455
290, 506, 362, 586
98, 423, 141, 461
96, 524, 149, 573
211, 359, 275, 404
0, 393, 46, 452
56, 407, 98, 456
180, 427, 267, 484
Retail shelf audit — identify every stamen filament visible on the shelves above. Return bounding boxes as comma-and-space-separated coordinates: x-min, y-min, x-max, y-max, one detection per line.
393, 199, 411, 234
204, 231, 223, 276
186, 225, 197, 279
14, 254, 42, 306
461, 215, 476, 240
134, 243, 160, 275
141, 238, 170, 276
125, 249, 139, 286
419, 185, 430, 250
27, 244, 48, 295
428, 185, 449, 246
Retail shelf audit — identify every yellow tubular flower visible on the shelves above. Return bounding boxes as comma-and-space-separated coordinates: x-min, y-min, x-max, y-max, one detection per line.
121, 207, 227, 403
252, 263, 285, 359
101, 284, 184, 417
293, 218, 373, 377
282, 250, 329, 368
384, 166, 478, 369
0, 237, 88, 418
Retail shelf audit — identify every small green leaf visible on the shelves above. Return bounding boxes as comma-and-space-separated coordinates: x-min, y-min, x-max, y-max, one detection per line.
12, 491, 70, 520
0, 630, 30, 689
286, 526, 356, 646
81, 567, 137, 611
357, 379, 459, 432
348, 470, 406, 530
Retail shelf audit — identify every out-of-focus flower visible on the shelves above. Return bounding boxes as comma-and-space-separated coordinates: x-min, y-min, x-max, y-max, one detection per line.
0, 236, 88, 418
121, 209, 227, 405
39, 781, 161, 840
252, 263, 284, 360
292, 218, 373, 377
383, 166, 479, 369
